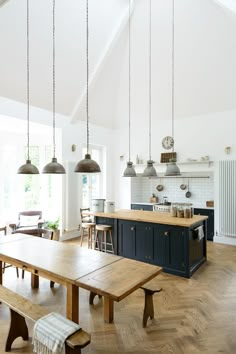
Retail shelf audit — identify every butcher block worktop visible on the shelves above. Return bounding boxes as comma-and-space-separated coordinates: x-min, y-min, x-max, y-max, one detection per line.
94, 209, 208, 228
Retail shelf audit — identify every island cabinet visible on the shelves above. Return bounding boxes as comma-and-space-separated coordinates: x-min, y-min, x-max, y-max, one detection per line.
94, 210, 207, 278
118, 220, 186, 277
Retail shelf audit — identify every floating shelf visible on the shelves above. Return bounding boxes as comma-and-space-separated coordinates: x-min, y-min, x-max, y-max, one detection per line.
135, 160, 214, 167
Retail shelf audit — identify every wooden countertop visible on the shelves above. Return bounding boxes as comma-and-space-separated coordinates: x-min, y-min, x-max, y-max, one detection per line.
94, 209, 208, 228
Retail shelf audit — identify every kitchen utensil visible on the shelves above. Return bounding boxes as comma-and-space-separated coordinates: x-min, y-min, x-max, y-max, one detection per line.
180, 183, 186, 190
156, 184, 164, 191
185, 179, 191, 198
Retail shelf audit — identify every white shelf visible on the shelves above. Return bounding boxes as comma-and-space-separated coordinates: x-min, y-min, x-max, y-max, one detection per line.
135, 160, 213, 167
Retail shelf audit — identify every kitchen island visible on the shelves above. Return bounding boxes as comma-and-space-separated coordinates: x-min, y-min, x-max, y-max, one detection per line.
94, 210, 208, 278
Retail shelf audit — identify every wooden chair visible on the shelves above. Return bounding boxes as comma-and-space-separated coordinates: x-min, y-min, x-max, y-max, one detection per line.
80, 208, 96, 248
0, 226, 19, 277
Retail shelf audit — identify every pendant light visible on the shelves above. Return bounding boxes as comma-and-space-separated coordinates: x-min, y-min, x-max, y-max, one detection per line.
123, 0, 136, 177
74, 0, 101, 173
143, 0, 157, 178
42, 0, 66, 174
18, 0, 39, 175
165, 0, 181, 177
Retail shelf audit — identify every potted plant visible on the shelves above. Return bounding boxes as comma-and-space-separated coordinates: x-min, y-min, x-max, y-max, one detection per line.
45, 217, 60, 241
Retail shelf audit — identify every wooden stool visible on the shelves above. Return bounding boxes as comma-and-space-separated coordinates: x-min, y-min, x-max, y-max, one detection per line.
95, 224, 114, 253
141, 285, 162, 327
81, 223, 96, 249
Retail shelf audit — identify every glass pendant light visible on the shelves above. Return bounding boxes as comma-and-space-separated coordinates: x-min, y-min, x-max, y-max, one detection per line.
42, 0, 65, 174
74, 0, 101, 173
165, 0, 181, 177
143, 0, 157, 178
123, 0, 136, 177
18, 0, 39, 175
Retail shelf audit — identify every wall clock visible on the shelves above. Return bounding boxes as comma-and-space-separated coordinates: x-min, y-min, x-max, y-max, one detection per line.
162, 136, 174, 150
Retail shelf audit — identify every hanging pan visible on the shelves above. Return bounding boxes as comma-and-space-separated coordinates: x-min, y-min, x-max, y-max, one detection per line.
156, 178, 164, 192
185, 179, 191, 198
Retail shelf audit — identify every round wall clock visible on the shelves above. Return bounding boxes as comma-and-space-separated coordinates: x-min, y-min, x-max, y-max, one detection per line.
162, 136, 174, 150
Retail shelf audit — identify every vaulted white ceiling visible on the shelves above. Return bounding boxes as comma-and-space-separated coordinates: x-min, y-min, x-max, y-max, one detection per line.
0, 0, 236, 129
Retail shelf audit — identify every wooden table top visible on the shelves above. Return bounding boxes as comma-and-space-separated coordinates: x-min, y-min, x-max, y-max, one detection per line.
0, 236, 122, 283
0, 233, 34, 244
94, 209, 208, 227
76, 258, 162, 301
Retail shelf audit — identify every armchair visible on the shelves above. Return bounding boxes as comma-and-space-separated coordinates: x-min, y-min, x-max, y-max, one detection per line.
9, 211, 44, 236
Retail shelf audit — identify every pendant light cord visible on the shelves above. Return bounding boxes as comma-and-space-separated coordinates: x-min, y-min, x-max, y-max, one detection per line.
128, 0, 131, 162
148, 0, 152, 161
171, 0, 175, 152
53, 0, 56, 158
86, 0, 89, 155
27, 0, 30, 160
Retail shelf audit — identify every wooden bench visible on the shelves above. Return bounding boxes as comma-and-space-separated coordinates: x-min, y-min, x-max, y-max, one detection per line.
140, 283, 163, 328
0, 285, 91, 353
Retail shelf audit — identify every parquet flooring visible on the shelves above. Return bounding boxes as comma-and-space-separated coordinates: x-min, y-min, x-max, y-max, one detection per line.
1, 240, 236, 353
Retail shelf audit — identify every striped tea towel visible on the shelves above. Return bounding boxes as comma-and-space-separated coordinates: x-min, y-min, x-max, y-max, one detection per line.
33, 312, 81, 354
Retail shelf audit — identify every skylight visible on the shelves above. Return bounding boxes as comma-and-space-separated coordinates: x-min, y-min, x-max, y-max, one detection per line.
214, 0, 236, 14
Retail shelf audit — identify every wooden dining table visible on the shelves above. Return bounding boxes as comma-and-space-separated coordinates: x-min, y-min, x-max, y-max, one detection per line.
0, 234, 162, 324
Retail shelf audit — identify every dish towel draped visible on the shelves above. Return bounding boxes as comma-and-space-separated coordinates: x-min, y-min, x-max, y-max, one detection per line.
196, 225, 204, 241
33, 312, 81, 354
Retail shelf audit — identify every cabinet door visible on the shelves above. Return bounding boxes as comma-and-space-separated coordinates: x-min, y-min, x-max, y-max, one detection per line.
118, 220, 135, 258
153, 225, 185, 271
135, 223, 154, 261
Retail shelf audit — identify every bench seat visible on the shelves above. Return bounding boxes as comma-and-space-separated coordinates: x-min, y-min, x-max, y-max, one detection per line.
0, 285, 90, 353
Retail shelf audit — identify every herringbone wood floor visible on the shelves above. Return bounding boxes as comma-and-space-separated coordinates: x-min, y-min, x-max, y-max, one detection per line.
1, 240, 236, 353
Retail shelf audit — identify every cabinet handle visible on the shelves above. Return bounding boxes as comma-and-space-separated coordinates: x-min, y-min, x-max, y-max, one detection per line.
131, 227, 135, 231
164, 231, 169, 236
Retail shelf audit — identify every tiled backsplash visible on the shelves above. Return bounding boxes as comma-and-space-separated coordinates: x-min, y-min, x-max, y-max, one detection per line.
131, 173, 214, 208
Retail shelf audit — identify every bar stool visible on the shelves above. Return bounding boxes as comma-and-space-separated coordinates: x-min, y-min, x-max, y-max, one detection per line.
81, 222, 96, 249
95, 224, 114, 254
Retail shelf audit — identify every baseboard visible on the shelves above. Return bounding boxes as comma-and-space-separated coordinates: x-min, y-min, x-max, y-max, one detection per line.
60, 229, 81, 241
214, 235, 236, 246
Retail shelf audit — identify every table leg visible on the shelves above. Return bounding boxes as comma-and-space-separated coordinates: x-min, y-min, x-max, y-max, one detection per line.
104, 296, 114, 323
67, 284, 79, 324
31, 274, 39, 288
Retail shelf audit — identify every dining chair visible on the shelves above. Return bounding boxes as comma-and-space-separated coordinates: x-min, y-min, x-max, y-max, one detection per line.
80, 208, 96, 248
0, 226, 19, 277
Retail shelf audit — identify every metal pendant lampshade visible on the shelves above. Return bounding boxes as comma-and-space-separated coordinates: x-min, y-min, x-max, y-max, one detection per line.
123, 0, 136, 178
17, 0, 39, 175
143, 0, 157, 178
165, 0, 180, 177
42, 0, 65, 174
165, 158, 181, 176
74, 0, 101, 174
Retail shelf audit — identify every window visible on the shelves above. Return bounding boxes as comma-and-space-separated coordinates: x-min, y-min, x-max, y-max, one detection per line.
81, 146, 105, 208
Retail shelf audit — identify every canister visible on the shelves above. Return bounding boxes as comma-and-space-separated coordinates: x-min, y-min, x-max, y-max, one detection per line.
105, 201, 115, 213
91, 199, 105, 212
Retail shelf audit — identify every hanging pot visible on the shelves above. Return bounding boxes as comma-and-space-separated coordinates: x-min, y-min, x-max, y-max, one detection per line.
185, 179, 191, 198
180, 183, 187, 190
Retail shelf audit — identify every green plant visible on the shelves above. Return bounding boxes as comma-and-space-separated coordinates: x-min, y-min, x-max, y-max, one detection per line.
45, 217, 60, 231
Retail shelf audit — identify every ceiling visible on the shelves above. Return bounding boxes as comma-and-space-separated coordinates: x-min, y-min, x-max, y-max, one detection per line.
0, 0, 236, 129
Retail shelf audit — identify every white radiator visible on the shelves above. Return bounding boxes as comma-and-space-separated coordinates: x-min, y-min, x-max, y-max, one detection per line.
219, 160, 236, 238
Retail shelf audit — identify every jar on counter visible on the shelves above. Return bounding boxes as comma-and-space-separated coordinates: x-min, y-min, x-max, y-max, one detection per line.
177, 204, 184, 218
184, 203, 193, 218
170, 203, 177, 217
